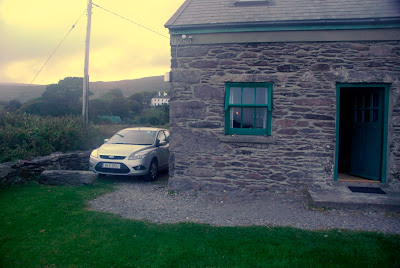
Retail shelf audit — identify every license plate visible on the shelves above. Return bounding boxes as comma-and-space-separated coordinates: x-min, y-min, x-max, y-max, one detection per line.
102, 163, 121, 169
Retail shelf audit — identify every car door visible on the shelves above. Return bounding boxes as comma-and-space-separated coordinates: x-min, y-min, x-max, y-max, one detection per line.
156, 131, 169, 168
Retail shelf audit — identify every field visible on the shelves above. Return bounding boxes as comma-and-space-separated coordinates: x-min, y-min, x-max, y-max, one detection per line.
1, 180, 399, 267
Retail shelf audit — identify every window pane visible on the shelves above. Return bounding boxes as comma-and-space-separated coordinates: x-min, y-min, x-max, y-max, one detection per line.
365, 110, 370, 123
242, 108, 254, 128
365, 94, 371, 108
230, 107, 241, 128
356, 96, 362, 108
357, 110, 362, 122
255, 108, 268, 129
242, 87, 255, 104
373, 109, 378, 122
255, 88, 268, 105
229, 87, 241, 104
373, 94, 379, 107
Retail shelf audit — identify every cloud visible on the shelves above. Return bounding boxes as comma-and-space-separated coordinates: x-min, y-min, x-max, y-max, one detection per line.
0, 0, 185, 84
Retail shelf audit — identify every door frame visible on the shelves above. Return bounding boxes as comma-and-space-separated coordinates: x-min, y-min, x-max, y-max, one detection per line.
334, 83, 390, 183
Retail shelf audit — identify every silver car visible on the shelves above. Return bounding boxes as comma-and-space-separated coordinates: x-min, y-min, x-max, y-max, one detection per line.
89, 127, 169, 181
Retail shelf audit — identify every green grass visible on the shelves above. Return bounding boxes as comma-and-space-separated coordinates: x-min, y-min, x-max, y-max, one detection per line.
1, 181, 399, 267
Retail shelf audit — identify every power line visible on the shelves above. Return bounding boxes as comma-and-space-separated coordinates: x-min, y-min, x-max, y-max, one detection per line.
92, 3, 170, 39
20, 9, 87, 100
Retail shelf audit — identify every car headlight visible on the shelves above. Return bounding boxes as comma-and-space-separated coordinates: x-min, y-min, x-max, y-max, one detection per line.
90, 149, 99, 158
128, 151, 149, 160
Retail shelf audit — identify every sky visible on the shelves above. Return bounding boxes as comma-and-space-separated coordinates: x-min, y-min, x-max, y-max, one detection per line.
0, 0, 185, 85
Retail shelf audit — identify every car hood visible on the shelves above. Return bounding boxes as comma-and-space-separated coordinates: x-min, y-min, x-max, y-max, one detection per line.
97, 144, 151, 156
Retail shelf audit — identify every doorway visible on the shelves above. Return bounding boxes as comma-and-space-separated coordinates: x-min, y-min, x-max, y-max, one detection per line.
335, 84, 389, 183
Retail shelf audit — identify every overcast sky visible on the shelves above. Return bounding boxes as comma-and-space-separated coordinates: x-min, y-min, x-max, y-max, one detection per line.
0, 0, 185, 85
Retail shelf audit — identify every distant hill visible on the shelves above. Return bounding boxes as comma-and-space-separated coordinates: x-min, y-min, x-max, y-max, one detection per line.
0, 84, 46, 103
90, 76, 169, 98
0, 75, 169, 103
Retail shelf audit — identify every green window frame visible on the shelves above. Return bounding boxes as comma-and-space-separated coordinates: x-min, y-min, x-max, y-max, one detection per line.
224, 82, 273, 135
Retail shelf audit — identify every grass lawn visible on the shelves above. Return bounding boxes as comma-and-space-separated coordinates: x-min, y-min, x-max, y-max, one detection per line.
1, 180, 399, 267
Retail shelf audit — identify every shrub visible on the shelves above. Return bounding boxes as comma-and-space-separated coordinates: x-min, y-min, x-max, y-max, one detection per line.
131, 106, 169, 127
0, 112, 103, 163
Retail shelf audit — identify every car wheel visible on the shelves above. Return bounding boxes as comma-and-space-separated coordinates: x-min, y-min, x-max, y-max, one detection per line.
146, 159, 158, 181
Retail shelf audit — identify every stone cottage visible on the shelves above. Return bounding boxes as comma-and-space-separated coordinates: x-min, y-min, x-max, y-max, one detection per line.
164, 0, 400, 193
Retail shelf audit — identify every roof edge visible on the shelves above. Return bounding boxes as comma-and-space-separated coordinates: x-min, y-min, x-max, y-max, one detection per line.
165, 0, 193, 28
166, 17, 400, 31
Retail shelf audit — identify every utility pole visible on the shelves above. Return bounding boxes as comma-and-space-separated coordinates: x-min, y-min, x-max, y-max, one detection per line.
82, 0, 92, 124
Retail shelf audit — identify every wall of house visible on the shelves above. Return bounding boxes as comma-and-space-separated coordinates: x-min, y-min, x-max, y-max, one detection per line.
168, 40, 400, 193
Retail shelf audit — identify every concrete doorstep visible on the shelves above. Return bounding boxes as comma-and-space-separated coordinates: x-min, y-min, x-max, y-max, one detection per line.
308, 186, 400, 212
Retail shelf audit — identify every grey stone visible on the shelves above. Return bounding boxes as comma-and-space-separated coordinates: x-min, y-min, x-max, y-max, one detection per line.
0, 164, 12, 178
216, 52, 237, 59
310, 64, 331, 71
241, 52, 258, 58
186, 168, 215, 177
38, 170, 97, 186
304, 114, 335, 121
277, 64, 300, 72
172, 70, 201, 84
188, 60, 219, 68
177, 46, 210, 57
250, 61, 269, 66
170, 101, 206, 119
188, 121, 222, 128
371, 46, 391, 57
0, 151, 91, 188
193, 84, 224, 100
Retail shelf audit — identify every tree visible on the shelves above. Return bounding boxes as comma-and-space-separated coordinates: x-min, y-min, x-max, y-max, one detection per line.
88, 99, 109, 121
98, 88, 130, 119
20, 77, 90, 117
128, 91, 157, 115
4, 99, 22, 112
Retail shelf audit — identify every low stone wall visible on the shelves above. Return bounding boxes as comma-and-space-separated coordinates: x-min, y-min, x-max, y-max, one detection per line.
0, 151, 91, 188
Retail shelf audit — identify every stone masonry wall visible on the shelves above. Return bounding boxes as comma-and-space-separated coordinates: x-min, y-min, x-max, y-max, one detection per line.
0, 151, 91, 187
168, 41, 400, 193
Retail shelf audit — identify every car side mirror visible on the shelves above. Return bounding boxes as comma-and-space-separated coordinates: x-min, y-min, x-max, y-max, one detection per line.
104, 139, 109, 144
158, 140, 167, 146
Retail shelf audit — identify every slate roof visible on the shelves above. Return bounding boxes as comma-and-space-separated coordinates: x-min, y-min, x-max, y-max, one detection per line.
165, 0, 400, 29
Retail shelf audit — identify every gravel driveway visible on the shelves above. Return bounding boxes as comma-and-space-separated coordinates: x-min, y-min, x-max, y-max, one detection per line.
89, 173, 400, 234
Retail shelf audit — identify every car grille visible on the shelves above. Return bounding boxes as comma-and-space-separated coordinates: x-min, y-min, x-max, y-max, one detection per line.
95, 162, 130, 174
100, 155, 126, 160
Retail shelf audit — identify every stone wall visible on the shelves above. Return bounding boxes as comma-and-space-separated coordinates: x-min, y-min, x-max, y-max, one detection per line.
168, 41, 400, 193
0, 151, 91, 187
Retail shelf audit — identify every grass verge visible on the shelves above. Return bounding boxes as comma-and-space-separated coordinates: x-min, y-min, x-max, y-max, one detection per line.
1, 180, 399, 267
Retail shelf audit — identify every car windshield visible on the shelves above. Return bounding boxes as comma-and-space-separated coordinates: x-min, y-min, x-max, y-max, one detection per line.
107, 130, 156, 145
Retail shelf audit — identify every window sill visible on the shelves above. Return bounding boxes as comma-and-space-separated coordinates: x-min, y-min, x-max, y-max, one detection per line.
219, 135, 277, 144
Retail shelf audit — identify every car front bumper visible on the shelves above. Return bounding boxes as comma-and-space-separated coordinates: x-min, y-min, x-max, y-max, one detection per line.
89, 156, 150, 176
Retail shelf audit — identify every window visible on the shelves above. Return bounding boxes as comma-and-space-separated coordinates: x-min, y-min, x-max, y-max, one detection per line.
224, 82, 272, 135
235, 0, 269, 7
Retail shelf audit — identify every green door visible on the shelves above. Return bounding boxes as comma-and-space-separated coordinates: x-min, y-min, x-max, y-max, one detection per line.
350, 89, 384, 181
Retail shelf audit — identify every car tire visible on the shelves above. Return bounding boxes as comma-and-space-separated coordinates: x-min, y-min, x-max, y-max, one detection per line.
146, 159, 158, 181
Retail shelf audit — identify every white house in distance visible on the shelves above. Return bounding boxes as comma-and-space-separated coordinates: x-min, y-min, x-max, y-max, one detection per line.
150, 92, 170, 106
